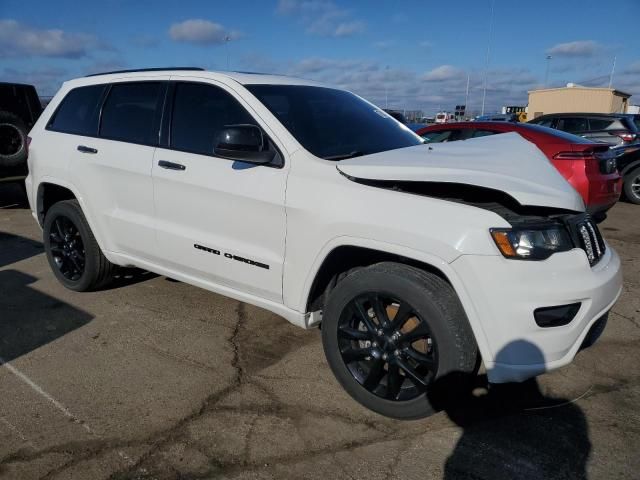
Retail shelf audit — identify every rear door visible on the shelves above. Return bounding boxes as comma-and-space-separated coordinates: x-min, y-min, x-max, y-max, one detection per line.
65, 78, 168, 260
151, 79, 287, 302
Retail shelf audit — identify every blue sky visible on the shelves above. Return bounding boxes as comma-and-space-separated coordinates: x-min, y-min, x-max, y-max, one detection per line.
1, 0, 639, 114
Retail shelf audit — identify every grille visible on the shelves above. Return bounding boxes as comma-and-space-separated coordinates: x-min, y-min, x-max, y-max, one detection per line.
575, 218, 606, 266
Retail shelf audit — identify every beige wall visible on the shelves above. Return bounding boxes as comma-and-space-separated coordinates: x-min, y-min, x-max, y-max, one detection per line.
527, 88, 630, 120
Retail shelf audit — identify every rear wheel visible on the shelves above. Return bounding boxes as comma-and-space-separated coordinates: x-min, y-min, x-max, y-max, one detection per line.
623, 167, 640, 205
321, 262, 478, 419
43, 200, 117, 291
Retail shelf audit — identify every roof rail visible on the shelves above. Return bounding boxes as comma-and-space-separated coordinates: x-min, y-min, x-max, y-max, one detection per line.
85, 67, 205, 77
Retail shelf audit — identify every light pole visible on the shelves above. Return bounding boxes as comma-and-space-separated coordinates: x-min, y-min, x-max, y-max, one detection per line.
384, 65, 389, 109
224, 35, 231, 70
544, 55, 552, 87
480, 0, 495, 116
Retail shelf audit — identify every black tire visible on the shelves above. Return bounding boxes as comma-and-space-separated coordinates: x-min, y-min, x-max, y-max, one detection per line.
322, 262, 478, 419
0, 111, 28, 168
43, 200, 117, 291
623, 167, 640, 205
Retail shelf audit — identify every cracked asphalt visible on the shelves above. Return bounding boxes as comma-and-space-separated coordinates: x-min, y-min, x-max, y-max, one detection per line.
0, 181, 638, 479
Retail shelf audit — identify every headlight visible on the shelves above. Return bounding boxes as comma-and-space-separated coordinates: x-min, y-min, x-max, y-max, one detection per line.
490, 226, 573, 260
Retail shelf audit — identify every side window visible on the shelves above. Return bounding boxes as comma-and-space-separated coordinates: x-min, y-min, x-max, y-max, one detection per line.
588, 118, 616, 131
557, 117, 587, 134
422, 130, 455, 143
47, 85, 106, 136
99, 82, 164, 145
170, 82, 256, 156
536, 119, 554, 127
471, 130, 498, 138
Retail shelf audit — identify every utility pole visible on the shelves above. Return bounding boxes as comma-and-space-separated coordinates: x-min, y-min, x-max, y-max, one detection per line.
224, 35, 231, 70
608, 56, 617, 88
544, 55, 552, 87
385, 65, 389, 109
464, 73, 470, 118
480, 0, 495, 116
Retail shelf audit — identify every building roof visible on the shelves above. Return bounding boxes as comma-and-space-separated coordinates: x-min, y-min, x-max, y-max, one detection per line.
528, 85, 632, 98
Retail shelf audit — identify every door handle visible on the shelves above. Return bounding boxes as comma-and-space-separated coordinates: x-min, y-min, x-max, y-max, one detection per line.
158, 160, 186, 171
77, 145, 98, 154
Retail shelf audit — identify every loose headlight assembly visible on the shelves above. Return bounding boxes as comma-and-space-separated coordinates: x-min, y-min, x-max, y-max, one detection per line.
490, 226, 573, 260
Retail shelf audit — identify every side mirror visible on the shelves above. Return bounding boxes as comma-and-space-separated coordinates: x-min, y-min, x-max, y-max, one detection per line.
214, 124, 275, 164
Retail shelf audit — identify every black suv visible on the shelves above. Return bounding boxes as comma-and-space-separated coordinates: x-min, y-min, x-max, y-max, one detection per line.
528, 113, 639, 147
0, 82, 42, 182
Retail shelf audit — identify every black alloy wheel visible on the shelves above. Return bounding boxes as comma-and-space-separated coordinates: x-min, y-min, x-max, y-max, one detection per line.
48, 215, 86, 281
337, 293, 438, 401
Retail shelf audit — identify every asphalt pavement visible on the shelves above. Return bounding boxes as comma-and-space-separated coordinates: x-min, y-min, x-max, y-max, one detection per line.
0, 182, 638, 479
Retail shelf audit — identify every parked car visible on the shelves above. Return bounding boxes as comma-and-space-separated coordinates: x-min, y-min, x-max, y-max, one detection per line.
528, 113, 639, 147
383, 109, 406, 124
26, 68, 622, 419
0, 82, 42, 182
417, 122, 622, 219
611, 143, 640, 204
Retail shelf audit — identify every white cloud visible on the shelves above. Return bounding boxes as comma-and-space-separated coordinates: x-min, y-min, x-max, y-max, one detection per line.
276, 0, 365, 37
373, 40, 396, 49
169, 19, 241, 45
0, 19, 103, 58
546, 40, 602, 57
422, 65, 465, 82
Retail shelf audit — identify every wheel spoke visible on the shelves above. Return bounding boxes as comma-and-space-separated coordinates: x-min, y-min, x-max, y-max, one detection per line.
398, 320, 431, 344
370, 294, 390, 328
338, 325, 371, 341
404, 347, 436, 368
341, 347, 372, 364
362, 358, 386, 390
352, 300, 377, 334
389, 302, 413, 331
386, 364, 403, 400
396, 358, 429, 388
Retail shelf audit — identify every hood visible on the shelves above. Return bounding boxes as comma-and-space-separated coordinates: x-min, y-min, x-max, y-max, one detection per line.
336, 132, 584, 212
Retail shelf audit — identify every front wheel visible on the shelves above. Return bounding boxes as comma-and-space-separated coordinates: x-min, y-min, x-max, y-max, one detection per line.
623, 167, 640, 205
322, 262, 478, 419
43, 200, 117, 291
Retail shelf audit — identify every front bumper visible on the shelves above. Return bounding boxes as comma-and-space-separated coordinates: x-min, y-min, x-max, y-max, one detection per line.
451, 245, 622, 383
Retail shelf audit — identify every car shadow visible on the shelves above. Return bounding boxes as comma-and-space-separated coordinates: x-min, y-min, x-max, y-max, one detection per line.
0, 269, 94, 363
0, 232, 43, 268
428, 340, 590, 480
0, 182, 29, 209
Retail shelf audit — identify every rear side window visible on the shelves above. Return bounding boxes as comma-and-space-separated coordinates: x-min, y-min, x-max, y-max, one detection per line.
422, 130, 456, 143
170, 82, 256, 156
47, 85, 106, 136
471, 130, 497, 138
588, 118, 616, 131
99, 82, 164, 145
557, 117, 587, 134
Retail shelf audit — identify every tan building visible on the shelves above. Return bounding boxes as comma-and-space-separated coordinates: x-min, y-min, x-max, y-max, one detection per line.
527, 84, 631, 121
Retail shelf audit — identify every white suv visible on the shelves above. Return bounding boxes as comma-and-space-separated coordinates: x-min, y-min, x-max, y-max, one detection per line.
26, 68, 622, 419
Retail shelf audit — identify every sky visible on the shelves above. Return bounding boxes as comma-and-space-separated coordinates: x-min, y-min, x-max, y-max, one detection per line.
1, 0, 639, 115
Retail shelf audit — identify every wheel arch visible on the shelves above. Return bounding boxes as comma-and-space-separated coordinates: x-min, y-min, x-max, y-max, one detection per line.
620, 159, 640, 177
36, 181, 78, 227
301, 239, 493, 374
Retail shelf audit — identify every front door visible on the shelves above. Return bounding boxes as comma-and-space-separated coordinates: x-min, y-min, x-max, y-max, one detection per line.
151, 80, 287, 302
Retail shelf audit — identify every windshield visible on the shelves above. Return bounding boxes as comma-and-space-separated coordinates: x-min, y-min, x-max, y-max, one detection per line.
246, 85, 423, 160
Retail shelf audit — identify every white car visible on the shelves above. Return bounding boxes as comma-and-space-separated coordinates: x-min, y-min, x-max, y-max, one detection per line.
25, 68, 622, 419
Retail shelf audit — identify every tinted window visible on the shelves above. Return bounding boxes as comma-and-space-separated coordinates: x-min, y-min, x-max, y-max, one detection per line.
520, 123, 594, 144
171, 82, 256, 155
48, 85, 106, 135
100, 82, 163, 145
588, 118, 616, 131
247, 85, 422, 159
557, 117, 587, 134
421, 130, 456, 143
472, 130, 497, 138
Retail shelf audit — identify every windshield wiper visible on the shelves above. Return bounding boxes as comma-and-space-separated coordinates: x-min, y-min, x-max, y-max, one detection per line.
324, 151, 365, 161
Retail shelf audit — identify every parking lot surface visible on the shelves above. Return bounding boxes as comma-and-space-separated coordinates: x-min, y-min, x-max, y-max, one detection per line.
0, 182, 638, 479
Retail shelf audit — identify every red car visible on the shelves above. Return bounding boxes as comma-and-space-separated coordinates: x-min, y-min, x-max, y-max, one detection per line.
416, 122, 622, 218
